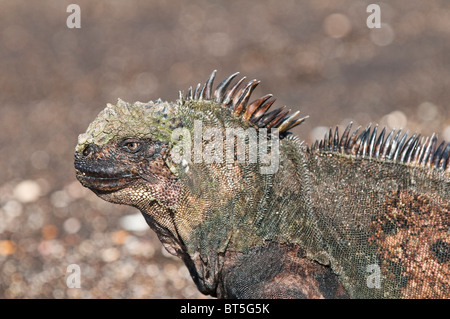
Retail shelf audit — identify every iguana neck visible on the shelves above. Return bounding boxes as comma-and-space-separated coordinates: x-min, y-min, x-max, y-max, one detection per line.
163, 134, 333, 294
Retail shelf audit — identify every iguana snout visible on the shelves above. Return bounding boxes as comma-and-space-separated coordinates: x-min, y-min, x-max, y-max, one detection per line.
75, 141, 139, 192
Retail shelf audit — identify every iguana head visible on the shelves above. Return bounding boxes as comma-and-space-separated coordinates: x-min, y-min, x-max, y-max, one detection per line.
74, 98, 182, 208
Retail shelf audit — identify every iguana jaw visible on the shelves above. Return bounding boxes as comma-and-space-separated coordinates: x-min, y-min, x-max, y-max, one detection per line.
75, 162, 139, 193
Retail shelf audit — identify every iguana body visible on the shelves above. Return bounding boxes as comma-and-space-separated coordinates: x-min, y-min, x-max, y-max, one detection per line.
74, 71, 450, 298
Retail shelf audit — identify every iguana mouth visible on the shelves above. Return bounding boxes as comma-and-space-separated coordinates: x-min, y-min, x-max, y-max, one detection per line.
74, 163, 139, 192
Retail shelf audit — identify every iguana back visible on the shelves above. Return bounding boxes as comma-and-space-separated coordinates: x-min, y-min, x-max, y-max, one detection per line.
307, 139, 449, 298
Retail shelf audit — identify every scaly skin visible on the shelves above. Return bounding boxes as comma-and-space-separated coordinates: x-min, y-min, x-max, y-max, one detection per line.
74, 71, 449, 298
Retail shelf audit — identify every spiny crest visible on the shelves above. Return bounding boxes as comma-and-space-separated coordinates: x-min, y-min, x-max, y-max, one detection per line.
310, 122, 450, 172
181, 70, 307, 137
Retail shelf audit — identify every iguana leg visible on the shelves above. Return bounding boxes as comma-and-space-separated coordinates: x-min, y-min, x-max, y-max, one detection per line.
217, 242, 349, 299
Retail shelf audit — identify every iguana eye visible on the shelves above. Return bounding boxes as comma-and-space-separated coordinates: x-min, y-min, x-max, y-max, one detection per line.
121, 139, 142, 153
82, 144, 93, 157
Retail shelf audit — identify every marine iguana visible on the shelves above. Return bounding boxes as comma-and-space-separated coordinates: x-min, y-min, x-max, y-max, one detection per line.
74, 70, 449, 298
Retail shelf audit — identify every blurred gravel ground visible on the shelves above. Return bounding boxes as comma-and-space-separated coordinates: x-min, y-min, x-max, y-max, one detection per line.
0, 0, 449, 298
